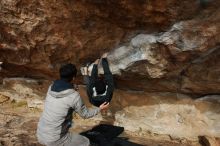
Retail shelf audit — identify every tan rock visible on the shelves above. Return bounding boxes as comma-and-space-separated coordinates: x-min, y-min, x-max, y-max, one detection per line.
0, 78, 46, 102
199, 136, 220, 146
0, 94, 9, 104
0, 0, 220, 95
27, 99, 44, 110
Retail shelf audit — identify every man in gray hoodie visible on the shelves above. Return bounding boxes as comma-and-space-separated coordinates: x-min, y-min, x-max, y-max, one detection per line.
37, 64, 109, 146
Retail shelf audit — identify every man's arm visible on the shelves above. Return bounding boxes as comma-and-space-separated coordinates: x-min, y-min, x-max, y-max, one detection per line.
74, 94, 109, 119
102, 57, 114, 102
84, 75, 93, 98
102, 58, 111, 74
74, 94, 100, 119
87, 59, 99, 97
90, 64, 98, 83
91, 59, 99, 78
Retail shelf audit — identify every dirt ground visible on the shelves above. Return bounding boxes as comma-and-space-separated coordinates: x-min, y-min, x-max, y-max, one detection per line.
0, 99, 201, 146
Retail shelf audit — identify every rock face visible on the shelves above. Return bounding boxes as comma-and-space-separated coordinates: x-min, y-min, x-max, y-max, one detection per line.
102, 16, 220, 94
0, 0, 220, 95
114, 98, 220, 140
0, 79, 220, 145
0, 0, 220, 145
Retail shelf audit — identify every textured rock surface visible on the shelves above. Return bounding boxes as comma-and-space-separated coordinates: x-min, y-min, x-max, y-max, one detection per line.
97, 8, 220, 94
199, 136, 220, 146
114, 99, 220, 140
0, 0, 220, 95
0, 80, 207, 146
0, 79, 220, 145
0, 0, 220, 146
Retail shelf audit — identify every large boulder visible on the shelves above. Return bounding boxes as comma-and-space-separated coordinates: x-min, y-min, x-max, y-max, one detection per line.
0, 0, 220, 95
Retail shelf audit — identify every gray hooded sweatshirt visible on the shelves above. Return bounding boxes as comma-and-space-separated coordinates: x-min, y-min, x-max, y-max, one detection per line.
37, 83, 100, 146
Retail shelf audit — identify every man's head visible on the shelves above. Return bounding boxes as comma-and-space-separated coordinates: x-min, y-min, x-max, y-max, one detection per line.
59, 63, 77, 82
94, 79, 106, 95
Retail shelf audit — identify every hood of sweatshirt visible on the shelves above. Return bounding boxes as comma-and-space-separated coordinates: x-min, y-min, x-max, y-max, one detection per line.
49, 79, 75, 98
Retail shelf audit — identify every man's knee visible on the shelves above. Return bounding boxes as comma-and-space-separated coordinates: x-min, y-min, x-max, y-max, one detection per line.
65, 133, 90, 146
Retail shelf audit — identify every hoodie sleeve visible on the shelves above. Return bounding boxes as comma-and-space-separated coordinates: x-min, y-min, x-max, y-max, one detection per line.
73, 93, 100, 119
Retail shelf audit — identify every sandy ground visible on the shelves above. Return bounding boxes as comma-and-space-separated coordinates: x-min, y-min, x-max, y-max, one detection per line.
0, 99, 200, 146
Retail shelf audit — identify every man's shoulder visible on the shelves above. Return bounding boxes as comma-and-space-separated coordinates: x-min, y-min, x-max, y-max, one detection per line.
67, 90, 81, 101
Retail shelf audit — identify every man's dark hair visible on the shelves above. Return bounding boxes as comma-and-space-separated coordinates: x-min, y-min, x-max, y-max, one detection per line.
59, 63, 77, 81
94, 79, 106, 94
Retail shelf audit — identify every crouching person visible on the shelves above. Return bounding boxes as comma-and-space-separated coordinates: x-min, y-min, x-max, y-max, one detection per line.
37, 63, 109, 146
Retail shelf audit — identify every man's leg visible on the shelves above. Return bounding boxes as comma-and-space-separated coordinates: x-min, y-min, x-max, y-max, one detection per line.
64, 133, 90, 146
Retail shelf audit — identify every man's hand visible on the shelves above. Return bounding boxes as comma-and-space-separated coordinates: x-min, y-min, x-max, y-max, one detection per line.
101, 52, 108, 58
94, 59, 100, 65
99, 102, 109, 110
